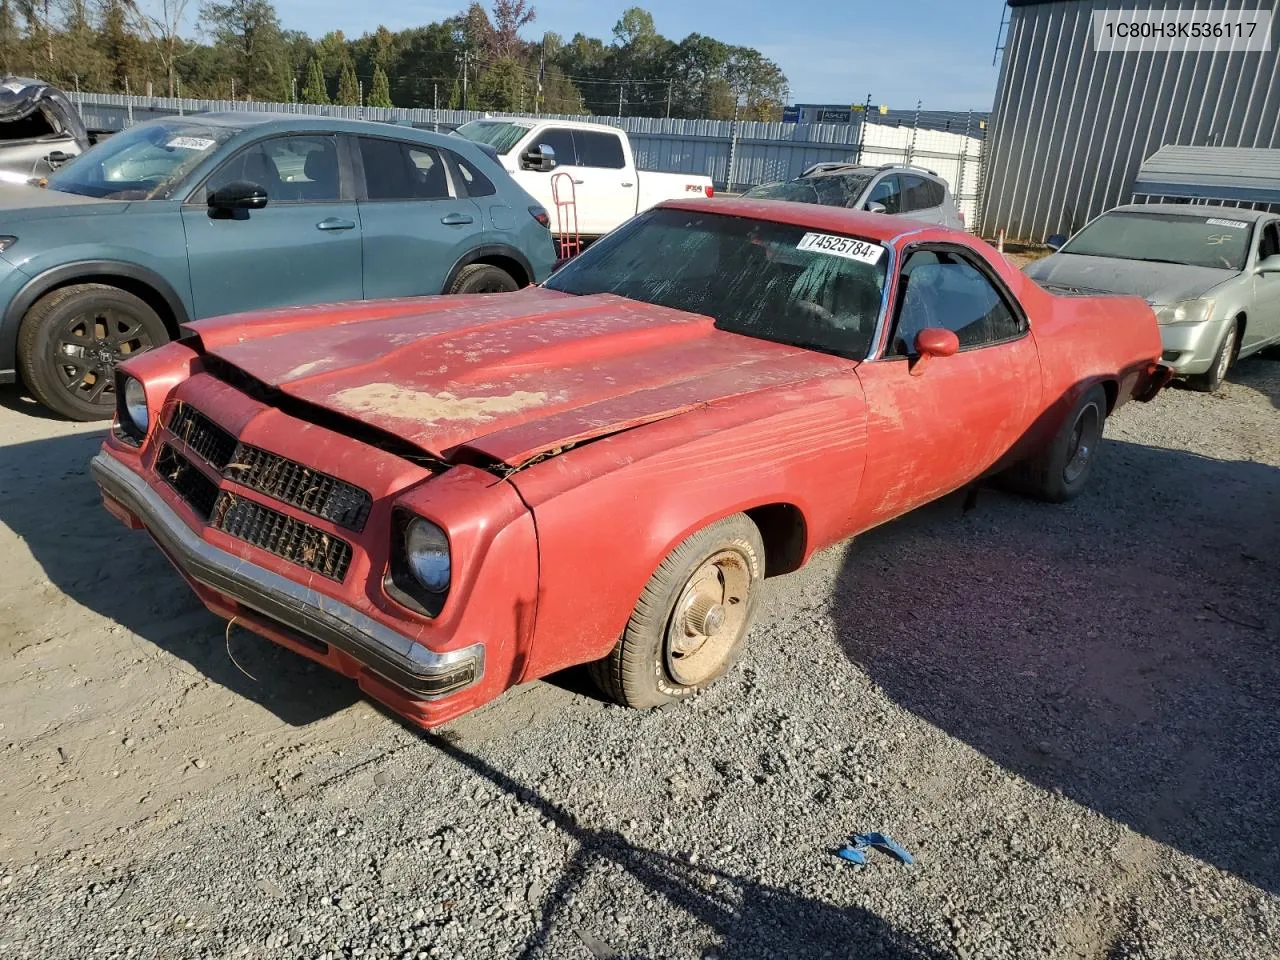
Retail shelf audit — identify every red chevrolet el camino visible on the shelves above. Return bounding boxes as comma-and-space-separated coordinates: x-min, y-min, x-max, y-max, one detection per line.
92, 199, 1168, 728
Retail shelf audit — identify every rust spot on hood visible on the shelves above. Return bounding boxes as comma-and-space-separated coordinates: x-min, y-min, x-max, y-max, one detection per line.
329, 382, 551, 423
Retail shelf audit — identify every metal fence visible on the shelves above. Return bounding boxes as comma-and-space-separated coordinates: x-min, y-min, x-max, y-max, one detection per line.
71, 93, 987, 227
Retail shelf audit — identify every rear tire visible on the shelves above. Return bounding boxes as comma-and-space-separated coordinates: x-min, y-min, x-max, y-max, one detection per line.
18, 283, 168, 421
1004, 385, 1107, 503
590, 514, 765, 710
1188, 320, 1237, 393
446, 264, 520, 295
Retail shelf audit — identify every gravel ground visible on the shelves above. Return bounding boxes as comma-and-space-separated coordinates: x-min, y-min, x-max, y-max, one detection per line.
0, 357, 1278, 960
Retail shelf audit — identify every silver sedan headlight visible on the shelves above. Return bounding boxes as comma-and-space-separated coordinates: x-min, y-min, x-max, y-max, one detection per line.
1155, 298, 1216, 326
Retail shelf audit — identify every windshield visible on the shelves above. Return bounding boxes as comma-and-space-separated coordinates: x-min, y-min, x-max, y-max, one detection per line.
47, 119, 238, 200
454, 120, 529, 155
745, 173, 873, 209
545, 208, 888, 358
1061, 211, 1253, 271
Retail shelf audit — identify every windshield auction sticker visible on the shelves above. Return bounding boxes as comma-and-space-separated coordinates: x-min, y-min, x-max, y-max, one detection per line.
797, 233, 885, 264
1206, 218, 1249, 229
166, 136, 216, 151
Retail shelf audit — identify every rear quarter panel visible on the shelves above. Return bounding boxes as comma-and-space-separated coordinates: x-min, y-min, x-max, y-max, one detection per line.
508, 372, 868, 681
1013, 268, 1162, 413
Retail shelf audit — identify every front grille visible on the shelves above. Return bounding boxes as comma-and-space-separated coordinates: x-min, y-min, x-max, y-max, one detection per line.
156, 444, 220, 519
226, 445, 371, 532
169, 403, 237, 470
211, 494, 353, 581
167, 403, 372, 532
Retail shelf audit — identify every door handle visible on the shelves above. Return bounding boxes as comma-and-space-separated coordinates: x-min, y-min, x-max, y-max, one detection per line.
440, 212, 474, 225
316, 217, 356, 231
621, 182, 634, 188
573, 179, 585, 186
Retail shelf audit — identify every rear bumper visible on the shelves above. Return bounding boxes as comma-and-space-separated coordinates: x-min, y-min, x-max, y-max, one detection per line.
90, 450, 485, 701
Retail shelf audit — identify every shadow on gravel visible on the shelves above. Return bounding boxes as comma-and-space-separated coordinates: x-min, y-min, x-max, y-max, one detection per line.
423, 730, 947, 960
0, 429, 358, 725
831, 437, 1280, 895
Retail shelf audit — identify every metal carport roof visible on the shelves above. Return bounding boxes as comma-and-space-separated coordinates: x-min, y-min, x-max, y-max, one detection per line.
1133, 146, 1280, 205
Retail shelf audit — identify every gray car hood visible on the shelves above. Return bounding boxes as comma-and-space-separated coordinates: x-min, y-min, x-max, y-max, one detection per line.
0, 181, 129, 217
1025, 253, 1235, 305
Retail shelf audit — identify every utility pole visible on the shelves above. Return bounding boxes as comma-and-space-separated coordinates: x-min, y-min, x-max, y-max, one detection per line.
617, 82, 623, 118
666, 78, 672, 119
231, 77, 236, 100
462, 49, 469, 111
124, 76, 132, 127
433, 82, 439, 131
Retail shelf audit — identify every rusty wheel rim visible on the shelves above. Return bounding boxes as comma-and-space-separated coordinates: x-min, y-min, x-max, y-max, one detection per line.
665, 548, 752, 687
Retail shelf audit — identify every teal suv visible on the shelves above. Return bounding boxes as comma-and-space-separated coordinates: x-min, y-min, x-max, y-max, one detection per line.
0, 113, 556, 419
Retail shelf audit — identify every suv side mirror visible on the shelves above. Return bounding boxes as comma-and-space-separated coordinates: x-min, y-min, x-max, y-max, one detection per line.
910, 327, 960, 377
45, 149, 73, 167
208, 180, 268, 212
1045, 233, 1067, 251
520, 144, 557, 173
865, 200, 887, 214
1256, 253, 1280, 274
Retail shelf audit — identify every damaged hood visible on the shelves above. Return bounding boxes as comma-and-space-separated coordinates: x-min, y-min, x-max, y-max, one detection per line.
191, 288, 852, 467
1025, 253, 1236, 305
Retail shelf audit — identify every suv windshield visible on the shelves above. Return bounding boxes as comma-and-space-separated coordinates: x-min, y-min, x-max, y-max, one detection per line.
47, 119, 238, 200
545, 208, 888, 358
1061, 210, 1253, 271
746, 173, 873, 209
454, 120, 529, 155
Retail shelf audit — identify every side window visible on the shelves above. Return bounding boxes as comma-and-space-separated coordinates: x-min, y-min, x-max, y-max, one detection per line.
1259, 222, 1280, 261
901, 175, 945, 211
577, 130, 626, 169
360, 138, 450, 201
451, 153, 496, 198
532, 127, 577, 166
868, 175, 902, 214
205, 135, 340, 203
890, 249, 1023, 355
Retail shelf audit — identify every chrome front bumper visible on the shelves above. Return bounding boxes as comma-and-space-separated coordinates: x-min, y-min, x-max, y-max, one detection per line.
90, 452, 485, 699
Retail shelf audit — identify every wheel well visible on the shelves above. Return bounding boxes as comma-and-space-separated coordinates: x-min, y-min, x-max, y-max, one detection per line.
471, 254, 530, 287
1235, 312, 1247, 346
744, 503, 807, 577
34, 274, 181, 340
1101, 379, 1118, 414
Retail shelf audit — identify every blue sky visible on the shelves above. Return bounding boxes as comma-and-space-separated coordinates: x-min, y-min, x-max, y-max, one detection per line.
265, 0, 1006, 111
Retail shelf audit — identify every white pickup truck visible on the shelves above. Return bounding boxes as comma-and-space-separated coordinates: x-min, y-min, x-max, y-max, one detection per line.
454, 118, 714, 242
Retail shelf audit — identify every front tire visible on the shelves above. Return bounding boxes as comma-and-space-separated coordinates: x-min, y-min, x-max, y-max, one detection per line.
17, 283, 168, 421
1005, 384, 1107, 503
446, 264, 520, 295
1188, 320, 1237, 393
590, 514, 765, 709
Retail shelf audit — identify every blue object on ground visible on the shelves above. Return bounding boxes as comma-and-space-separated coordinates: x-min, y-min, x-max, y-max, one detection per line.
837, 846, 868, 865
851, 832, 914, 865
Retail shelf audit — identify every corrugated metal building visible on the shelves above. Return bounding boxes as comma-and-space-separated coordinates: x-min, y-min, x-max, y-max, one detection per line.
979, 0, 1280, 241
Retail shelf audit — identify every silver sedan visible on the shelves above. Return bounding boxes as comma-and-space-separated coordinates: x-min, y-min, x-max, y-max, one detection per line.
1024, 204, 1280, 392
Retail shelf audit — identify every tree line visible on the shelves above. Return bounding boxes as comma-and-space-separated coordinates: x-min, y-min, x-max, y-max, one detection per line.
0, 0, 789, 120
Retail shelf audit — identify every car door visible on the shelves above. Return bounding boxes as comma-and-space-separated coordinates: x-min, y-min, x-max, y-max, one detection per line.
572, 128, 636, 236
522, 126, 581, 234
181, 133, 363, 318
1247, 219, 1280, 349
355, 135, 482, 299
852, 245, 1041, 530
865, 174, 903, 215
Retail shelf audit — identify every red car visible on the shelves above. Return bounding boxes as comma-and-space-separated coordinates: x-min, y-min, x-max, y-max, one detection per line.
92, 199, 1168, 729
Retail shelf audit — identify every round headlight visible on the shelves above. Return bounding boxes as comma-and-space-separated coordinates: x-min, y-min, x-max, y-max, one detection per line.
123, 377, 149, 433
405, 519, 450, 593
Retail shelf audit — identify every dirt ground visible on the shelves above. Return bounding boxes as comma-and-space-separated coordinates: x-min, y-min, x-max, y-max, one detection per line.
0, 355, 1278, 958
